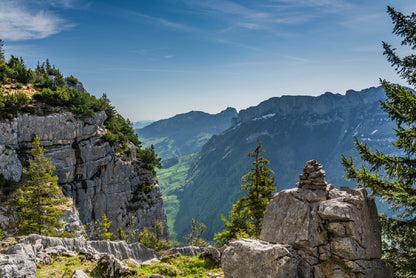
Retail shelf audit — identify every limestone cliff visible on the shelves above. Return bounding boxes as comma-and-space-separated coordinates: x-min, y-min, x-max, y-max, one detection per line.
0, 111, 168, 238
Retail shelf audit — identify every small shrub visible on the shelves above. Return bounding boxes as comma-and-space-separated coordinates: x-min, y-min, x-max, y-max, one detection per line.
139, 220, 178, 251
86, 214, 115, 241
186, 218, 209, 247
0, 91, 32, 119
117, 226, 127, 241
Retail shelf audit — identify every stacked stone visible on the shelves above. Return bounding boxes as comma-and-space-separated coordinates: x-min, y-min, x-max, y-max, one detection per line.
222, 160, 393, 278
297, 159, 327, 190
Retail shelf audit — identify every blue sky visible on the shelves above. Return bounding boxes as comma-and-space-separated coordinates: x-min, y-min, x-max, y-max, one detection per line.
1, 0, 415, 121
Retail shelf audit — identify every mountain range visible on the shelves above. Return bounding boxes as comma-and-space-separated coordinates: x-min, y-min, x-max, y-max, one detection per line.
137, 107, 237, 160
136, 86, 398, 242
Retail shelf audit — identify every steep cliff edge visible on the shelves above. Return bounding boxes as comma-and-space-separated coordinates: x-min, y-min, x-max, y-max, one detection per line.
0, 110, 168, 238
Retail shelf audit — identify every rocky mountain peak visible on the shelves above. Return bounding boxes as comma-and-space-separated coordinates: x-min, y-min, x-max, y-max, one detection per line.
232, 86, 386, 127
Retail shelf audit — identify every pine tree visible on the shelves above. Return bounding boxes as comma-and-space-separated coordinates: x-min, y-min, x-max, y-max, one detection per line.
15, 135, 69, 236
98, 214, 113, 241
342, 6, 416, 277
0, 39, 4, 61
215, 139, 276, 246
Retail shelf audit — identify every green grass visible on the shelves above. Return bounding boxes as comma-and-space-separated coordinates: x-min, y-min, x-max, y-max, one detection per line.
156, 153, 198, 241
36, 255, 96, 277
36, 254, 223, 278
136, 255, 223, 277
138, 136, 181, 160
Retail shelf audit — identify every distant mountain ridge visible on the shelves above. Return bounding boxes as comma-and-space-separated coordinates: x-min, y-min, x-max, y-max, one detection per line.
133, 120, 154, 129
173, 86, 398, 241
136, 107, 237, 160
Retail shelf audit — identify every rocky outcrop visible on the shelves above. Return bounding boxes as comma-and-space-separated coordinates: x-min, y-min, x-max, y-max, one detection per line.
222, 160, 393, 278
0, 111, 168, 238
96, 254, 133, 277
221, 238, 299, 278
89, 240, 160, 262
71, 269, 89, 278
164, 246, 205, 257
0, 234, 161, 278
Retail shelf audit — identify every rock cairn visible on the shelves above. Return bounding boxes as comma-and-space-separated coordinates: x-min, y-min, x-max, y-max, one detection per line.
297, 159, 327, 189
221, 160, 393, 278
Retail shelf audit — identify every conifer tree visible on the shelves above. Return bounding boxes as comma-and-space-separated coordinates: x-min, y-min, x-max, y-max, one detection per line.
15, 135, 68, 236
98, 214, 112, 241
215, 139, 276, 246
342, 6, 416, 277
0, 39, 4, 61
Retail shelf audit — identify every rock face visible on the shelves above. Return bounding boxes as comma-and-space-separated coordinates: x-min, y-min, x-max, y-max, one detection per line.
222, 160, 393, 278
0, 234, 161, 278
221, 239, 300, 278
0, 111, 168, 238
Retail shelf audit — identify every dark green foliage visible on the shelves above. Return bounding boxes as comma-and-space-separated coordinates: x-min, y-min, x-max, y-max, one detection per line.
0, 55, 35, 84
139, 220, 178, 251
342, 6, 416, 277
7, 56, 35, 84
0, 91, 32, 119
0, 39, 4, 61
65, 75, 79, 86
215, 139, 276, 246
34, 60, 65, 89
136, 144, 162, 175
104, 114, 140, 146
15, 136, 69, 236
98, 93, 141, 147
33, 87, 102, 119
0, 173, 19, 198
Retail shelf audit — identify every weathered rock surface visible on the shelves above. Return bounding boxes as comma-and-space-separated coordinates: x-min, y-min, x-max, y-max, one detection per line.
0, 234, 160, 278
200, 246, 221, 266
165, 245, 221, 266
165, 246, 205, 257
71, 269, 89, 278
0, 111, 168, 238
222, 160, 393, 278
0, 244, 37, 278
221, 238, 300, 278
96, 254, 132, 277
89, 240, 160, 262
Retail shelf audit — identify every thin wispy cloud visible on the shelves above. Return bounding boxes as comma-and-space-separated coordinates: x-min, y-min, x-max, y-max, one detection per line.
285, 55, 314, 65
44, 0, 91, 10
0, 0, 77, 41
0, 3, 63, 41
180, 0, 352, 36
122, 10, 198, 33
